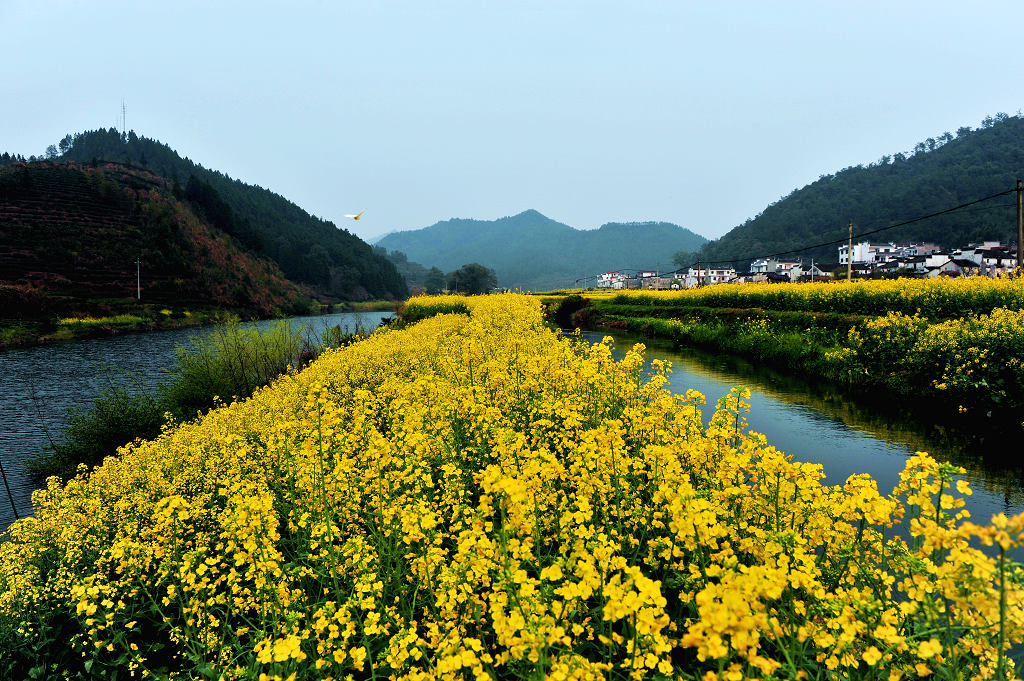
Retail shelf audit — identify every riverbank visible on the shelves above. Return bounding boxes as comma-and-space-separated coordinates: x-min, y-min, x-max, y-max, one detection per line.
0, 300, 400, 351
0, 306, 217, 350
541, 278, 1024, 416
0, 310, 393, 531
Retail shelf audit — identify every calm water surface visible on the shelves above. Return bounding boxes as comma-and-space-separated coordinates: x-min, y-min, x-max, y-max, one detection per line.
579, 329, 1024, 527
0, 311, 389, 531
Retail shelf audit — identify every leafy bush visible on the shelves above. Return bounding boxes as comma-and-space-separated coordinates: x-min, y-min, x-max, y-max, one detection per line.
27, 388, 164, 482
550, 293, 590, 328
29, 319, 314, 478
396, 298, 470, 327
159, 318, 312, 419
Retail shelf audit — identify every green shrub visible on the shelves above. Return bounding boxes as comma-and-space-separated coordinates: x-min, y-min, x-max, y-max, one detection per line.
27, 387, 164, 478
551, 294, 590, 328
396, 300, 470, 327
29, 319, 315, 479
0, 323, 37, 347
159, 319, 312, 419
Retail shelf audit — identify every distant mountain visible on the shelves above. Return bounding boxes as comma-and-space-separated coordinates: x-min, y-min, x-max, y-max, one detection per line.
376, 209, 708, 290
698, 112, 1024, 266
46, 129, 406, 300
0, 161, 308, 317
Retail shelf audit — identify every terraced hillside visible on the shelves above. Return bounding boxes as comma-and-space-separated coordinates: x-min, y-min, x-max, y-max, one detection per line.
0, 161, 309, 319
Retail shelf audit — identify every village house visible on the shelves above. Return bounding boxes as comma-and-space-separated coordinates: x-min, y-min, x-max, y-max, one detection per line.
643, 275, 682, 290
976, 248, 1018, 276
835, 239, 1021, 278
596, 271, 627, 289
746, 258, 800, 282
839, 241, 941, 266
749, 258, 800, 276
685, 265, 737, 287
789, 262, 837, 281
926, 257, 981, 277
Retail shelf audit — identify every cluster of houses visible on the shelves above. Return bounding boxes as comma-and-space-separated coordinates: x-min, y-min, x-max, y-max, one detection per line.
593, 241, 1020, 289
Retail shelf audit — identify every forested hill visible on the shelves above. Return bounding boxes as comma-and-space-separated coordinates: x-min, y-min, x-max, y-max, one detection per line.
0, 161, 308, 318
51, 129, 406, 300
376, 210, 707, 290
698, 112, 1024, 265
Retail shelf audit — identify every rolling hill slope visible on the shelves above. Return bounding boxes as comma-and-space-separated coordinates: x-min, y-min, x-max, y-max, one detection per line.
698, 112, 1024, 265
54, 129, 407, 301
0, 161, 308, 318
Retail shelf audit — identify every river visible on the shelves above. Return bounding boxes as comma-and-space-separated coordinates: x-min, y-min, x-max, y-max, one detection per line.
1, 317, 1021, 534
0, 311, 391, 531
577, 328, 1024, 528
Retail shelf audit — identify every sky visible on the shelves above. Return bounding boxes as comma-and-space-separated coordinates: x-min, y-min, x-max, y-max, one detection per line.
3, 1, 1022, 243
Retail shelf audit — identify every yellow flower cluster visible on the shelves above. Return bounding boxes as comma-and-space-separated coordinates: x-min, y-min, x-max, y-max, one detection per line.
1, 293, 1022, 680
849, 306, 1024, 404
603, 277, 1024, 317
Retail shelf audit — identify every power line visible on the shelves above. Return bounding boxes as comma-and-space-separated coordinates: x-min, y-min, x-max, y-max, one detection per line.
574, 187, 1020, 285
680, 186, 1019, 271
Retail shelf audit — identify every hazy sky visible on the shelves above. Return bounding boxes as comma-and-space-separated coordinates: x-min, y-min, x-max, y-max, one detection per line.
3, 1, 1021, 243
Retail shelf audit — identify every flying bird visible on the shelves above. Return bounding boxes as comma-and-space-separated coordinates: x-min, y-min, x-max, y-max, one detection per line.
344, 211, 364, 220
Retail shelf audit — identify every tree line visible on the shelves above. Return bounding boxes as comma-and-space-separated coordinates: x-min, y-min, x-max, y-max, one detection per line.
377, 247, 498, 294
689, 112, 1024, 268
43, 128, 407, 301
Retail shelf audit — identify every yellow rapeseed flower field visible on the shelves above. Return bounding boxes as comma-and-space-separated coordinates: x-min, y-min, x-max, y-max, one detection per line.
602, 276, 1024, 317
1, 293, 1022, 680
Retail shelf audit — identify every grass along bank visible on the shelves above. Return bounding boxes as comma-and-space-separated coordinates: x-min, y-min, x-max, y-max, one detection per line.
545, 279, 1024, 415
2, 293, 1023, 680
27, 316, 371, 481
0, 306, 224, 350
0, 288, 397, 352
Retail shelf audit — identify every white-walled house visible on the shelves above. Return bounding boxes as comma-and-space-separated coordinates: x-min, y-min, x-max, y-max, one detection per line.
789, 262, 835, 281
838, 242, 939, 266
685, 265, 737, 287
749, 258, 799, 276
927, 258, 981, 277
839, 242, 875, 265
774, 260, 800, 278
596, 271, 627, 289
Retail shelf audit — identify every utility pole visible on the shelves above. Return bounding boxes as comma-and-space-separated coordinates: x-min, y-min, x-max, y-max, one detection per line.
0, 453, 18, 520
847, 220, 853, 282
135, 258, 141, 300
1017, 179, 1022, 269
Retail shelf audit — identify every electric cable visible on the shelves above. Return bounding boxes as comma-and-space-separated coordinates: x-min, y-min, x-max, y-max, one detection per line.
670, 186, 1019, 274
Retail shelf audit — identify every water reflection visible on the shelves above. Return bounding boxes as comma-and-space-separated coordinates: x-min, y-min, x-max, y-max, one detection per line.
579, 329, 1024, 521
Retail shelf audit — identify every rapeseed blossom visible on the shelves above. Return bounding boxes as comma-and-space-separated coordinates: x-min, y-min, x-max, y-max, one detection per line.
1, 293, 1022, 680
603, 276, 1024, 317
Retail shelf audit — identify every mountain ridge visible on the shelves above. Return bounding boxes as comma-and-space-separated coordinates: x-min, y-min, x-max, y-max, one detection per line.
377, 210, 707, 290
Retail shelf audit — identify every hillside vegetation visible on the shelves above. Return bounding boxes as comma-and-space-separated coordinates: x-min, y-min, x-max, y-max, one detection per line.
53, 129, 407, 301
0, 161, 309, 324
698, 112, 1024, 265
376, 209, 707, 290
